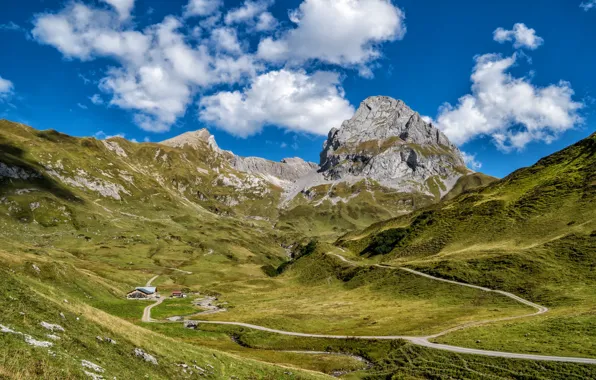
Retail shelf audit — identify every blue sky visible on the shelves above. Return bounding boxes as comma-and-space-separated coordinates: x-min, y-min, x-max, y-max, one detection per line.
0, 0, 594, 178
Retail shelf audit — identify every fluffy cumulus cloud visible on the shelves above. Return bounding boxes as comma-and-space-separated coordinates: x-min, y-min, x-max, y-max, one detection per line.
580, 0, 596, 11
32, 4, 257, 132
225, 0, 275, 28
255, 12, 278, 31
257, 0, 405, 69
31, 0, 409, 136
101, 0, 135, 20
436, 53, 583, 151
210, 27, 243, 54
199, 69, 355, 137
493, 23, 544, 50
184, 0, 223, 17
31, 3, 149, 61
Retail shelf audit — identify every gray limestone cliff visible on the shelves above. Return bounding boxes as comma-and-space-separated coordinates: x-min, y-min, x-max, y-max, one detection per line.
230, 156, 318, 188
319, 96, 468, 197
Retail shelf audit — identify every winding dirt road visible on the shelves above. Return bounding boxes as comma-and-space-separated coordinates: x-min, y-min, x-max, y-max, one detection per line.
146, 275, 160, 287
141, 275, 162, 322
141, 255, 596, 365
142, 297, 163, 323
328, 253, 549, 339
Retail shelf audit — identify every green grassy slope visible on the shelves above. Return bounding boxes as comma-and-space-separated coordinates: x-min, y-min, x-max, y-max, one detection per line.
0, 120, 282, 222
337, 132, 596, 357
278, 180, 433, 240
2, 119, 596, 378
193, 246, 528, 337
442, 172, 498, 201
0, 249, 326, 379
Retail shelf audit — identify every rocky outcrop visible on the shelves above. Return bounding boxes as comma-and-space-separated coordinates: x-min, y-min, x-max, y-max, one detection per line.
162, 130, 318, 189
231, 156, 318, 188
318, 96, 468, 197
161, 129, 225, 154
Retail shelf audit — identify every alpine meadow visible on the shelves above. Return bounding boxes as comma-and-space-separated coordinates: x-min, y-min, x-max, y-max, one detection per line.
0, 0, 595, 379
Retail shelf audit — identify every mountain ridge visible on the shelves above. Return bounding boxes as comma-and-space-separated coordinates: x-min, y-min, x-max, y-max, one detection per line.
159, 96, 470, 202
0, 96, 482, 237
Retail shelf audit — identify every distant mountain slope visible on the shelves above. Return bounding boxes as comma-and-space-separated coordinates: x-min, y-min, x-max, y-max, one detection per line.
0, 120, 284, 220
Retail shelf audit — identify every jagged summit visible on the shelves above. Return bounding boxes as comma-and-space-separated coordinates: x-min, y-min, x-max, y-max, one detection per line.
318, 96, 467, 198
159, 129, 318, 189
321, 96, 458, 167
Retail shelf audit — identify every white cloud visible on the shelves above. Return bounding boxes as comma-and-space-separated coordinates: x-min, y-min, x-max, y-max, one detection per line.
101, 0, 135, 21
32, 3, 150, 62
257, 0, 406, 69
0, 76, 14, 96
31, 0, 401, 136
225, 0, 271, 25
99, 65, 193, 133
420, 115, 434, 124
77, 102, 88, 110
580, 0, 596, 11
184, 0, 223, 17
493, 23, 544, 50
32, 4, 258, 133
222, 0, 278, 32
436, 53, 583, 151
89, 94, 104, 105
211, 27, 243, 54
255, 12, 278, 31
199, 69, 355, 137
461, 151, 482, 171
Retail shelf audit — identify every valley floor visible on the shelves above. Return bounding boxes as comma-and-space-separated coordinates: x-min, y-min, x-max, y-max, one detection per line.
141, 252, 596, 365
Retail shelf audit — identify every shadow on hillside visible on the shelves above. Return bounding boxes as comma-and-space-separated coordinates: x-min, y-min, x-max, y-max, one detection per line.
0, 138, 82, 203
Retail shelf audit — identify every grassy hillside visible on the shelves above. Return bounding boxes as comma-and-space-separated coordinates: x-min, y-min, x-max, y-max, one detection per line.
442, 172, 498, 201
337, 132, 596, 357
0, 120, 286, 222
1, 119, 595, 378
0, 248, 327, 379
277, 180, 433, 240
194, 246, 528, 337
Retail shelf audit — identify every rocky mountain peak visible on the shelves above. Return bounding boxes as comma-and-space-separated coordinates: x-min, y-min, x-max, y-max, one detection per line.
322, 96, 456, 165
160, 129, 221, 153
318, 96, 467, 198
